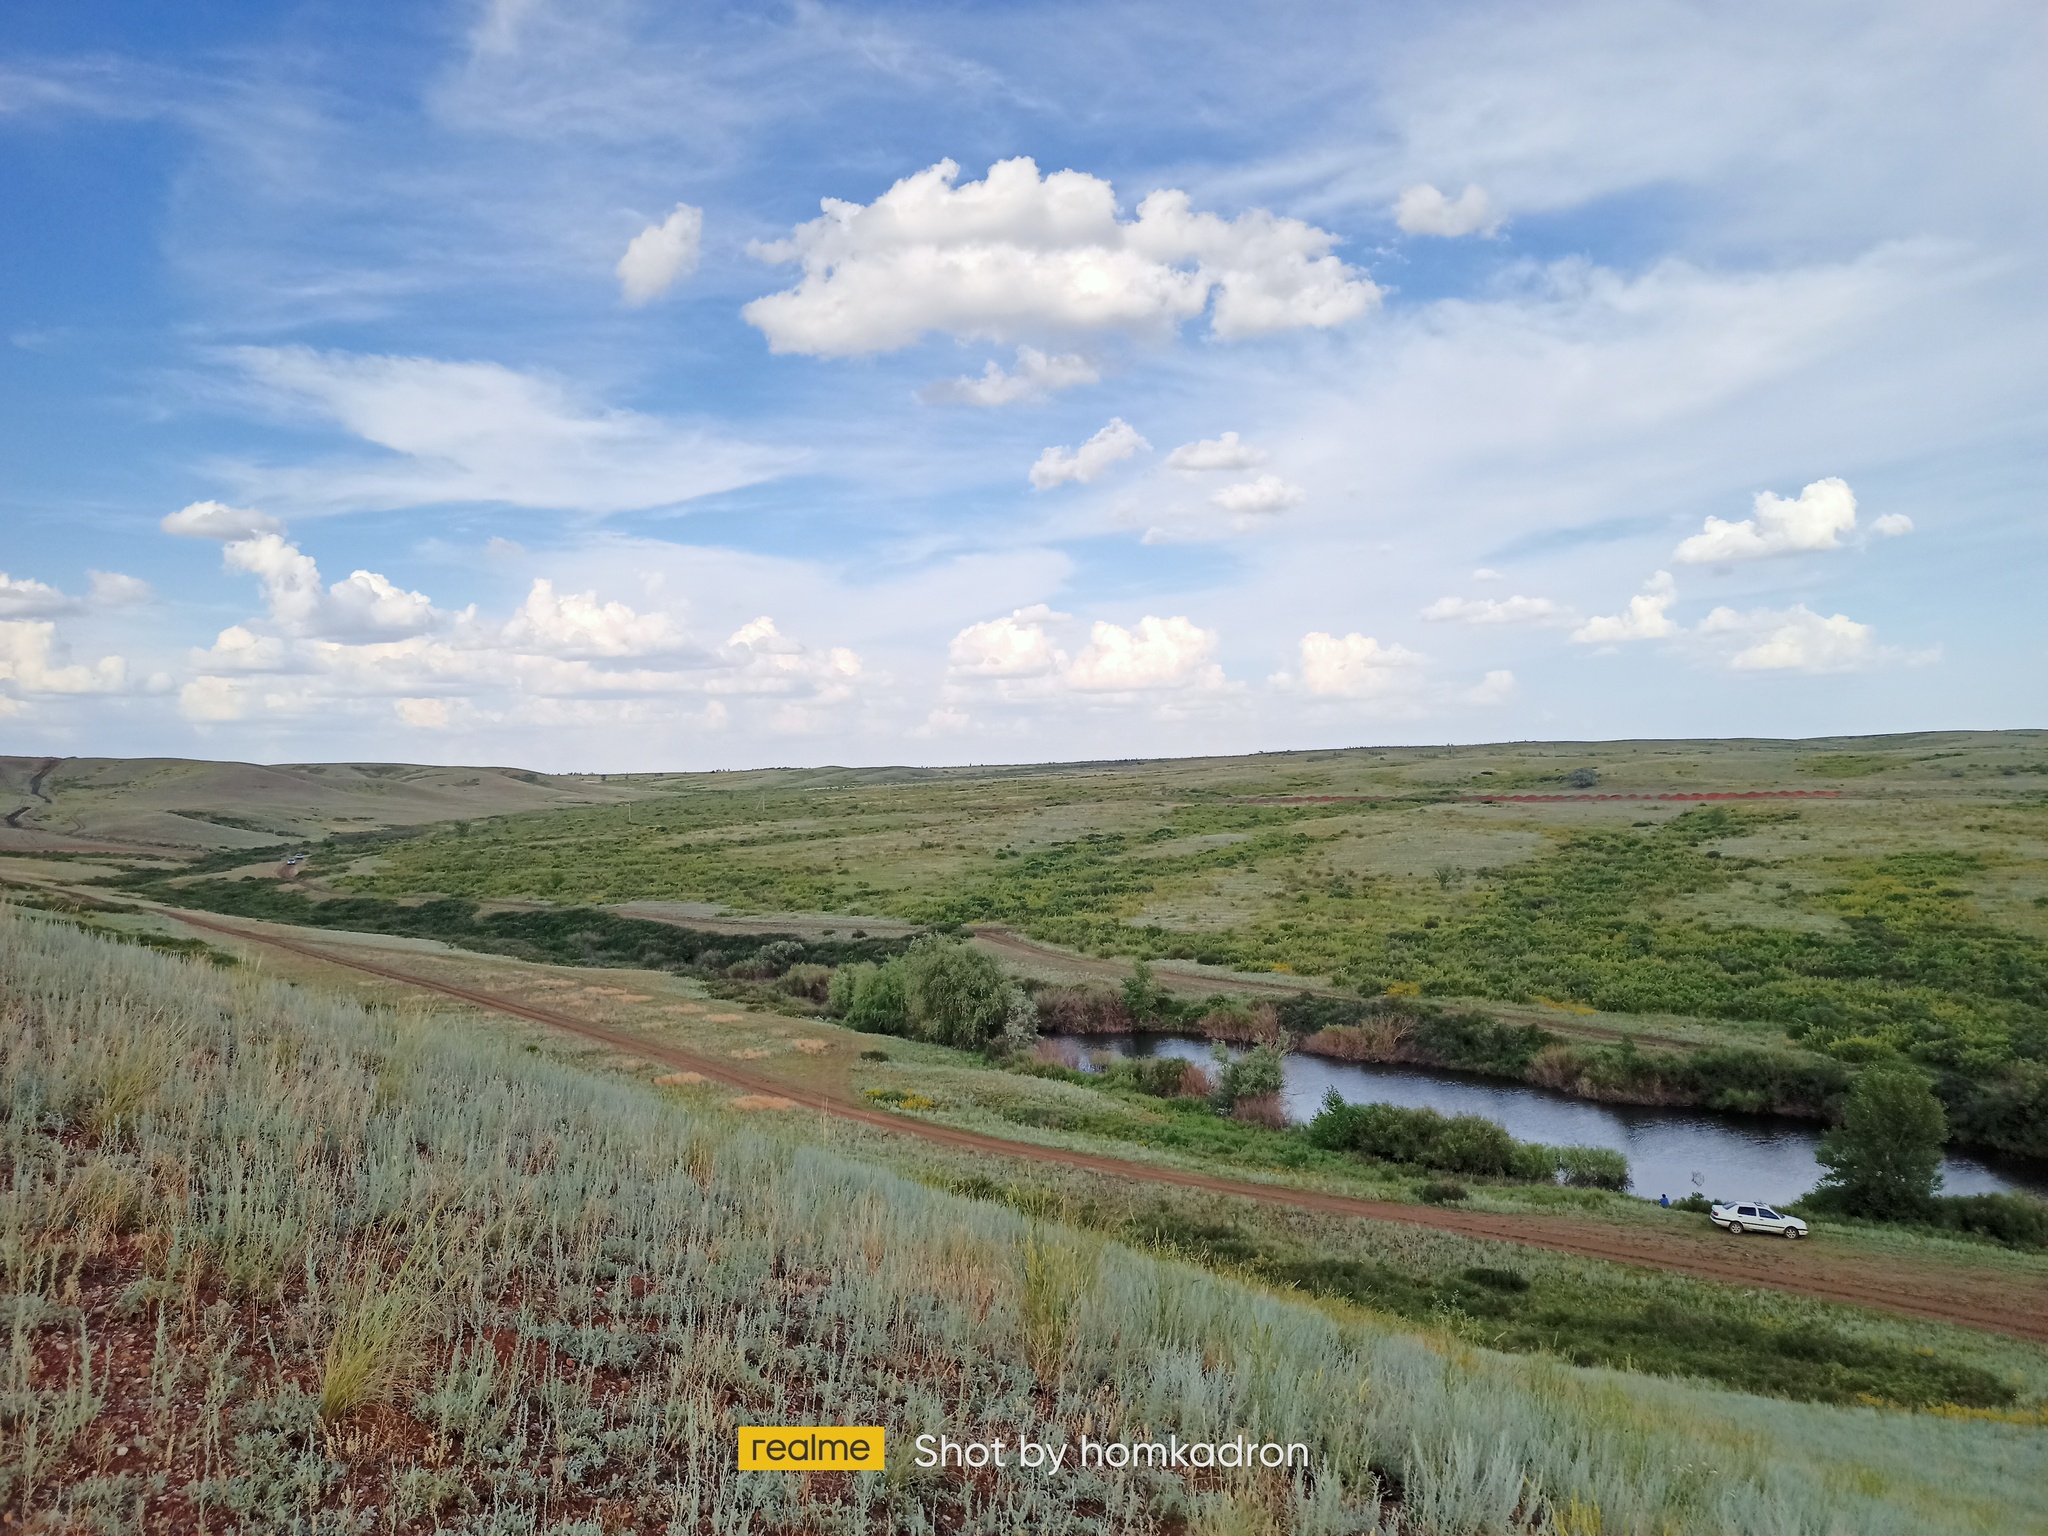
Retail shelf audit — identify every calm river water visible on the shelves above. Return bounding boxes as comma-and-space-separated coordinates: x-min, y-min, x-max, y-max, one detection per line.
1046, 1032, 2048, 1206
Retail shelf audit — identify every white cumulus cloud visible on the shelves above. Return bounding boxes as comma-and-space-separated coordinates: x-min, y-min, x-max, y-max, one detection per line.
1209, 475, 1305, 516
1572, 571, 1678, 643
1394, 183, 1501, 238
742, 157, 1379, 356
501, 578, 684, 657
0, 621, 125, 695
87, 571, 152, 606
1030, 417, 1149, 489
617, 203, 703, 305
162, 500, 284, 540
1066, 615, 1221, 692
221, 533, 443, 640
1289, 632, 1424, 698
1872, 512, 1915, 538
0, 573, 75, 619
1167, 431, 1267, 472
1699, 604, 1884, 672
1674, 477, 1863, 563
920, 346, 1098, 406
177, 529, 870, 731
947, 604, 1068, 678
1463, 669, 1517, 705
1422, 594, 1566, 624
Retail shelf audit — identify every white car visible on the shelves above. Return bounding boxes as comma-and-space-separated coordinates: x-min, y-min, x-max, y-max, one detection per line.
1710, 1201, 1808, 1239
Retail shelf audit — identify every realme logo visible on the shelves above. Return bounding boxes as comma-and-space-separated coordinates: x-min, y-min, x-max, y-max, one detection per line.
737, 1427, 885, 1471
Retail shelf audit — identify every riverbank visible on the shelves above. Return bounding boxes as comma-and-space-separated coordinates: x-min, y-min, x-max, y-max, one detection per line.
1030, 978, 2048, 1172
1046, 1030, 2048, 1206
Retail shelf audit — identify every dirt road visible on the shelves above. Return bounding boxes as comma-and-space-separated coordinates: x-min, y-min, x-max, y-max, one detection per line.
169, 909, 2048, 1345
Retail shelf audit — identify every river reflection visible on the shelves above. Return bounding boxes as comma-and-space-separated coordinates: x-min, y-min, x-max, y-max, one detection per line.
1045, 1032, 2048, 1207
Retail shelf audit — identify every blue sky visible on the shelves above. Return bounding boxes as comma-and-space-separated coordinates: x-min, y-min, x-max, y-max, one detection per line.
2, 0, 2043, 770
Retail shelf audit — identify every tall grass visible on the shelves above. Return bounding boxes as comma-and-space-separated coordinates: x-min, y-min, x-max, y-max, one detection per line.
2, 907, 2044, 1532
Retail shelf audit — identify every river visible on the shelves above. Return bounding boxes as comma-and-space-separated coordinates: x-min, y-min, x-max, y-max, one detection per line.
1045, 1032, 2048, 1206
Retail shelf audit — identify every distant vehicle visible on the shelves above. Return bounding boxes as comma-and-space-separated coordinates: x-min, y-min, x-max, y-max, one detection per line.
1709, 1201, 1807, 1239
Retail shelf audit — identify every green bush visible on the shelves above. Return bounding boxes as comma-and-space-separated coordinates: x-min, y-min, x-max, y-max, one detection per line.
1412, 1011, 1551, 1075
1555, 1145, 1630, 1190
1209, 1043, 1285, 1110
1925, 1192, 2048, 1249
832, 938, 1032, 1052
839, 961, 908, 1034
1303, 1091, 1601, 1184
900, 936, 1032, 1051
105, 878, 917, 977
1099, 1055, 1208, 1098
780, 962, 833, 1000
1939, 1061, 2048, 1160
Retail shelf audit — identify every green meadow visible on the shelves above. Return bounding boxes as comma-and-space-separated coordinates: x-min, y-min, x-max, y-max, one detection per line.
6, 910, 2046, 1534
322, 734, 2048, 1159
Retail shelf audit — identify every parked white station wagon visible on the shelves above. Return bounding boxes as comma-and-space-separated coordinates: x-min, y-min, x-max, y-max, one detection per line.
1709, 1201, 1808, 1238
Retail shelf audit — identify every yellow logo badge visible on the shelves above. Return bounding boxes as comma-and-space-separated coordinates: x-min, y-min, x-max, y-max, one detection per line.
737, 1427, 886, 1471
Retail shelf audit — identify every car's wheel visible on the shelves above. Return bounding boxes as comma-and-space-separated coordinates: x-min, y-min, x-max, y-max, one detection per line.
1783, 1227, 1800, 1239
1727, 1221, 1744, 1235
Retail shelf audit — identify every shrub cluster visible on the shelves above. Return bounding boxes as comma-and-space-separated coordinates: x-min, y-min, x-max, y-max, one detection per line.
1093, 1054, 1212, 1099
829, 935, 1036, 1053
1530, 1039, 1853, 1119
1922, 1192, 2048, 1249
102, 877, 913, 980
1209, 1043, 1286, 1111
1303, 1090, 1627, 1187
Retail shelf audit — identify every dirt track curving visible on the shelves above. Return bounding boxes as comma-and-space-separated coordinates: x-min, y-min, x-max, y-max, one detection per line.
167, 909, 2048, 1345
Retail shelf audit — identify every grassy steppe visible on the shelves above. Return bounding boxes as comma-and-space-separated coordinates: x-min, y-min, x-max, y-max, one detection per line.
6, 913, 2047, 1533
312, 735, 2048, 1159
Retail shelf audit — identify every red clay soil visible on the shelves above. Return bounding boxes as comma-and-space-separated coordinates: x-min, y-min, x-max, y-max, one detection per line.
167, 910, 2048, 1346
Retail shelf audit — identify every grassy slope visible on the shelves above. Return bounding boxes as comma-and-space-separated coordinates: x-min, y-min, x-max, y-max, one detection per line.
4, 913, 2046, 1535
323, 734, 2048, 1155
0, 754, 673, 851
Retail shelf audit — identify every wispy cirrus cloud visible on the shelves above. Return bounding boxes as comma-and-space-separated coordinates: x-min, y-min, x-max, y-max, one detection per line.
213, 347, 791, 516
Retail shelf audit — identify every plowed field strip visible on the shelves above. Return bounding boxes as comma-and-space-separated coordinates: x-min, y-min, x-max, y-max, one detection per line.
168, 909, 2048, 1345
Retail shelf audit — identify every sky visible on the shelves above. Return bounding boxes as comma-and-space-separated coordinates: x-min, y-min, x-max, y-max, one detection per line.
1, 0, 2043, 772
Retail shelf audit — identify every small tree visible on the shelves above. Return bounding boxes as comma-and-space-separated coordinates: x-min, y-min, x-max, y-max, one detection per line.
901, 936, 1018, 1051
842, 961, 908, 1035
1814, 1063, 1946, 1216
1122, 961, 1165, 1024
1211, 1043, 1286, 1111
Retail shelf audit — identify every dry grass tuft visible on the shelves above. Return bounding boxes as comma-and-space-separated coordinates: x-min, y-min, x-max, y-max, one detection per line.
318, 1250, 437, 1424
1019, 1226, 1097, 1384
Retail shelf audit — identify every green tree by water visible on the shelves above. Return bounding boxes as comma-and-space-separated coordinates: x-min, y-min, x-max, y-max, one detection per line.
1210, 1043, 1286, 1110
1122, 959, 1166, 1023
901, 935, 1023, 1050
833, 937, 1033, 1052
1814, 1063, 1946, 1215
